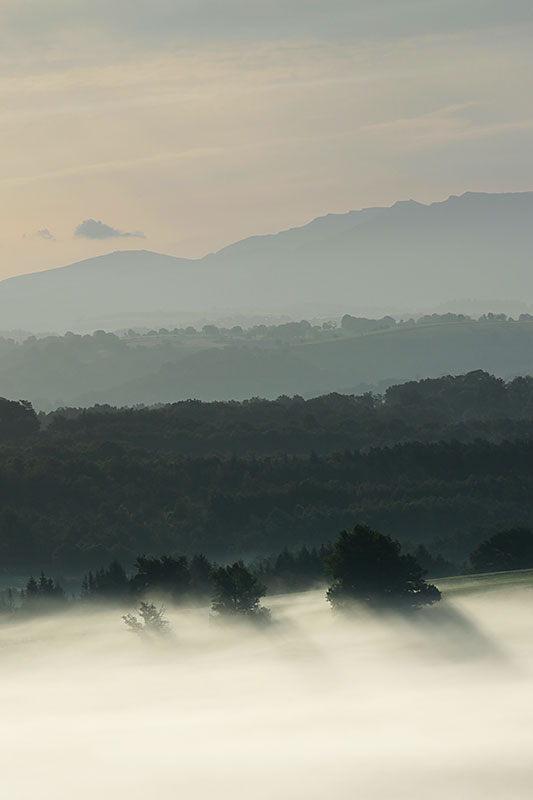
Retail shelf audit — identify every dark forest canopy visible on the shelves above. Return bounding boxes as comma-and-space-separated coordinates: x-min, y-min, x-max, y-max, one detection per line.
1, 435, 533, 572
0, 398, 39, 443
3, 371, 533, 575
38, 371, 533, 456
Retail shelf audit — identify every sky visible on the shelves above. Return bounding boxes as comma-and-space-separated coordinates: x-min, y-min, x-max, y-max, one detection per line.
1, 0, 532, 279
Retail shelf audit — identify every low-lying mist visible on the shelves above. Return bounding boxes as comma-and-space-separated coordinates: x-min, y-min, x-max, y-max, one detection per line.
2, 578, 532, 799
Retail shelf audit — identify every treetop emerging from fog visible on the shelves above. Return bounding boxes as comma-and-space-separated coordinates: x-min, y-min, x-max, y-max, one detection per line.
326, 526, 441, 610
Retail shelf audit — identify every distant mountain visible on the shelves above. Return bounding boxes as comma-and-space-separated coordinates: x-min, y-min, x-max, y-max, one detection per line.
1, 191, 532, 331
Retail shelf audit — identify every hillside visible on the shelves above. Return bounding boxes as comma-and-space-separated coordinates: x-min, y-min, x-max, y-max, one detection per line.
0, 191, 532, 331
88, 318, 533, 407
2, 316, 533, 409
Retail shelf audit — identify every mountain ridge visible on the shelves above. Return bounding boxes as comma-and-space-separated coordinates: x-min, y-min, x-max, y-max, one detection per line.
1, 190, 532, 331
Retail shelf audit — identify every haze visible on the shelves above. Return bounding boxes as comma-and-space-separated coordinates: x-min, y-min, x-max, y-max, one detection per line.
1, 0, 533, 281
2, 576, 533, 799
2, 3, 533, 797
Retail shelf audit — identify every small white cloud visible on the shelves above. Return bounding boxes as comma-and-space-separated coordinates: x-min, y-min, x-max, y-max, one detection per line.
74, 219, 146, 239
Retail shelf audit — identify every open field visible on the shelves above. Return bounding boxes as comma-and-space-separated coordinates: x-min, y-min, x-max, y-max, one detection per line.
435, 567, 533, 596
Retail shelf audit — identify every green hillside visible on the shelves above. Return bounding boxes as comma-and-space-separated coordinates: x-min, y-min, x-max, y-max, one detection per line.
2, 317, 533, 409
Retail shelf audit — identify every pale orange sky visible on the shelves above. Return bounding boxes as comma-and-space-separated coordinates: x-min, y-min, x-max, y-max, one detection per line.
1, 0, 532, 279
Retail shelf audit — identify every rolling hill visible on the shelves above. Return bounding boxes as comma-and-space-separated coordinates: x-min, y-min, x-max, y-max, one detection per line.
3, 317, 533, 408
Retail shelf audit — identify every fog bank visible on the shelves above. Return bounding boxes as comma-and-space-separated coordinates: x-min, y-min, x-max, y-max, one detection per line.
2, 579, 533, 799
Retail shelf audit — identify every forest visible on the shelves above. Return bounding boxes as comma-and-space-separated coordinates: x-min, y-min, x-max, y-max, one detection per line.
2, 425, 533, 572
39, 370, 533, 456
2, 369, 533, 577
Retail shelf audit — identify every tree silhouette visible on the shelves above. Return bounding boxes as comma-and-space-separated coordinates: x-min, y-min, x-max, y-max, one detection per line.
211, 561, 270, 620
326, 525, 441, 610
131, 555, 190, 600
21, 571, 66, 613
82, 560, 130, 600
468, 527, 533, 573
123, 601, 169, 637
0, 398, 39, 443
189, 553, 213, 598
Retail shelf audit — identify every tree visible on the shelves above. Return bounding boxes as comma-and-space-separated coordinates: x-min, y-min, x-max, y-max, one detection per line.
326, 525, 441, 610
81, 560, 130, 600
210, 561, 270, 619
21, 571, 66, 613
0, 398, 39, 443
25, 576, 38, 598
202, 324, 220, 337
189, 553, 213, 598
468, 527, 533, 573
413, 544, 456, 578
123, 602, 169, 637
131, 555, 190, 600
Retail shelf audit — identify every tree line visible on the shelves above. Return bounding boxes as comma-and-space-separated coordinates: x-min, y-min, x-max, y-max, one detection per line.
6, 369, 533, 456
2, 526, 444, 620
4, 525, 532, 620
38, 371, 533, 456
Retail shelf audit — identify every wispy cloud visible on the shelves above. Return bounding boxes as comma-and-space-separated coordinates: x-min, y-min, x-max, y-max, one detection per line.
23, 228, 56, 241
360, 104, 533, 151
0, 146, 223, 187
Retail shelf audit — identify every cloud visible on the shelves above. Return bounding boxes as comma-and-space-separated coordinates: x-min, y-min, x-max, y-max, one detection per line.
74, 219, 146, 239
23, 228, 56, 241
36, 228, 55, 240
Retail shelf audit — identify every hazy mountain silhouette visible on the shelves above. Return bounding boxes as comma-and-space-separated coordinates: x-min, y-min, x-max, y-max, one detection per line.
1, 191, 532, 331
